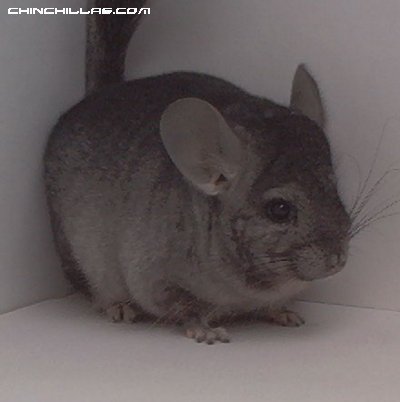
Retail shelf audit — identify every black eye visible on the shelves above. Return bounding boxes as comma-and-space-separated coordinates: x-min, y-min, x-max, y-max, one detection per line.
265, 198, 295, 223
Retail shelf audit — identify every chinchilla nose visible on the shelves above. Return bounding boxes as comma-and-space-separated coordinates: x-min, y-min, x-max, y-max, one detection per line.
295, 240, 349, 281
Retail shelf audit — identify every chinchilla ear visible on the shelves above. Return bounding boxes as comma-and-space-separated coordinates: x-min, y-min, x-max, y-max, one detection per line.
160, 98, 242, 195
290, 64, 325, 128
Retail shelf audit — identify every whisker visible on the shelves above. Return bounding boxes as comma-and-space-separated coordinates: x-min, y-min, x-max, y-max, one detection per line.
351, 192, 399, 229
349, 118, 400, 223
350, 168, 400, 221
350, 211, 400, 238
351, 198, 400, 234
344, 153, 364, 214
351, 122, 388, 215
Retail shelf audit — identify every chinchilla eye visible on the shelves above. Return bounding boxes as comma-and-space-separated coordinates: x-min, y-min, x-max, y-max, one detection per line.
265, 198, 295, 223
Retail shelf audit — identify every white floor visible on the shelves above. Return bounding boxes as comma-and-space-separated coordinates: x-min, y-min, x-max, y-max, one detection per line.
1, 295, 399, 402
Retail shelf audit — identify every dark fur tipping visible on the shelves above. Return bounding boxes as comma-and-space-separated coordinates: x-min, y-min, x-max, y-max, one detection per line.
86, 0, 147, 94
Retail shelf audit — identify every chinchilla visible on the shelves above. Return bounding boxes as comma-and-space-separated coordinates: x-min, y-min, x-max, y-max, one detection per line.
44, 0, 351, 344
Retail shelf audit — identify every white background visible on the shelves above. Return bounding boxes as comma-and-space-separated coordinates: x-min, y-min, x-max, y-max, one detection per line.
1, 0, 399, 313
0, 0, 85, 313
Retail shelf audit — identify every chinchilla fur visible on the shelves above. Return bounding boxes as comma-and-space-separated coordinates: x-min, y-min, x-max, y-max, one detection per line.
44, 0, 351, 343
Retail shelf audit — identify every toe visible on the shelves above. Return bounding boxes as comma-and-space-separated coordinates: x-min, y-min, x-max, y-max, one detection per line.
105, 302, 139, 324
213, 327, 230, 343
185, 325, 230, 344
271, 310, 305, 327
194, 329, 207, 343
205, 331, 217, 345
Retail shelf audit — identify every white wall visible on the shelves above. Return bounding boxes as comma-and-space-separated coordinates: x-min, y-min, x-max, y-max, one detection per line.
2, 0, 399, 313
0, 0, 85, 313
126, 0, 400, 310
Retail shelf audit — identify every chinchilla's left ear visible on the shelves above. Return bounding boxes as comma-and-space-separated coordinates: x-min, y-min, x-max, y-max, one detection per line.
160, 98, 243, 195
290, 64, 325, 128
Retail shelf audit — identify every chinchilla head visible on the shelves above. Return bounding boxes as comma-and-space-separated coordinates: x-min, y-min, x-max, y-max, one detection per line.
160, 65, 351, 287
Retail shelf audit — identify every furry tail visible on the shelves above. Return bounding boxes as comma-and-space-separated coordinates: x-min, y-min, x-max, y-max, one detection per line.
85, 0, 147, 94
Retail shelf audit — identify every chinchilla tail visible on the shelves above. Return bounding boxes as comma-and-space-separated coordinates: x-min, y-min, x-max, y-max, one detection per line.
85, 0, 148, 94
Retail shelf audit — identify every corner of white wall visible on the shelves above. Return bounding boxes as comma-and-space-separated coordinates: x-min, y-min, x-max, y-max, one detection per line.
0, 0, 86, 313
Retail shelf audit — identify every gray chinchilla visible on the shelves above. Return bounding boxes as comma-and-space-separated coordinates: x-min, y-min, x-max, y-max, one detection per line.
44, 0, 351, 344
